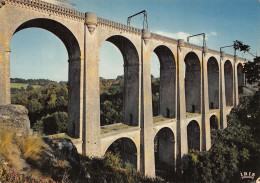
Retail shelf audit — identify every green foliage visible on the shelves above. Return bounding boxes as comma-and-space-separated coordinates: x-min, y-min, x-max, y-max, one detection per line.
0, 167, 56, 183
80, 153, 164, 183
12, 75, 161, 128
11, 78, 53, 86
183, 90, 260, 183
104, 152, 122, 169
233, 40, 250, 53
12, 82, 68, 127
152, 77, 160, 116
243, 56, 260, 85
26, 84, 34, 91
101, 123, 131, 134
33, 112, 68, 135
100, 77, 123, 125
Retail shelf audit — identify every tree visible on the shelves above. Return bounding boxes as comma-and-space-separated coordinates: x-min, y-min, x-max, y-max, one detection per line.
33, 112, 68, 135
26, 84, 34, 91
183, 90, 259, 183
243, 56, 260, 85
233, 40, 260, 85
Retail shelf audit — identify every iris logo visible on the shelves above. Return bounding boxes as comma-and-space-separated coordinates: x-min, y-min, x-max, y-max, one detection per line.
240, 172, 255, 180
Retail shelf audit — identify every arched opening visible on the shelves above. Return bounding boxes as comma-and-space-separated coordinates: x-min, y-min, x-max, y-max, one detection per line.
207, 57, 219, 109
106, 138, 137, 169
150, 52, 160, 117
210, 115, 219, 130
154, 127, 175, 181
10, 18, 81, 138
210, 115, 218, 140
237, 63, 244, 94
99, 42, 124, 126
224, 60, 233, 106
184, 52, 201, 113
100, 35, 139, 127
151, 46, 176, 118
187, 120, 200, 151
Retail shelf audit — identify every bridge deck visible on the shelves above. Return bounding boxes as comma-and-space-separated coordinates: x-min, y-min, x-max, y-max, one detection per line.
153, 116, 173, 123
101, 123, 132, 134
186, 112, 201, 117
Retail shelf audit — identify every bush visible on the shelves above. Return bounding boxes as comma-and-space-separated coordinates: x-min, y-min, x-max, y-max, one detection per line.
0, 126, 45, 166
33, 112, 68, 135
16, 133, 45, 161
0, 126, 16, 162
104, 152, 122, 170
0, 165, 56, 183
12, 82, 68, 127
183, 90, 260, 183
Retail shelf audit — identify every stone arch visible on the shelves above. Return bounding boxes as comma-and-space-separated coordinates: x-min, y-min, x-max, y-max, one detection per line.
154, 127, 175, 178
11, 18, 81, 138
184, 52, 201, 113
207, 57, 219, 109
100, 35, 140, 126
224, 60, 233, 106
237, 63, 244, 94
152, 45, 176, 118
187, 120, 200, 151
105, 137, 138, 169
210, 115, 219, 130
13, 18, 81, 59
210, 115, 218, 140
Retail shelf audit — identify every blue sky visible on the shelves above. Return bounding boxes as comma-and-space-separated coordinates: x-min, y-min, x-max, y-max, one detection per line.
10, 0, 260, 81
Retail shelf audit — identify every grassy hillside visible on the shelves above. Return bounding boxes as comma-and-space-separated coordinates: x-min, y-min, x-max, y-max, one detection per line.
0, 125, 164, 183
11, 83, 42, 89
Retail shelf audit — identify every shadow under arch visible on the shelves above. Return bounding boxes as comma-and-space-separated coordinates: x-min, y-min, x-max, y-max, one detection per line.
210, 115, 218, 141
224, 60, 233, 106
184, 52, 201, 113
237, 63, 244, 94
187, 120, 200, 151
101, 35, 140, 126
152, 45, 176, 118
210, 115, 219, 130
154, 127, 175, 181
12, 18, 82, 138
207, 56, 219, 109
105, 137, 138, 169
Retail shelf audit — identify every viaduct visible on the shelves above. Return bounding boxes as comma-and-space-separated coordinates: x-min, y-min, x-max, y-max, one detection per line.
0, 0, 247, 177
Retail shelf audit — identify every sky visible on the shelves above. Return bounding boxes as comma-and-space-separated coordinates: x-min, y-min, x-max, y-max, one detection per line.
10, 0, 260, 81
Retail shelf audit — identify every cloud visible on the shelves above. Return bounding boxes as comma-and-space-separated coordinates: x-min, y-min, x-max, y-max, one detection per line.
154, 31, 200, 44
210, 31, 217, 36
154, 30, 217, 45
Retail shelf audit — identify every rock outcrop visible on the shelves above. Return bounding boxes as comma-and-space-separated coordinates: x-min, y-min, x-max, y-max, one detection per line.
0, 104, 31, 135
31, 137, 88, 181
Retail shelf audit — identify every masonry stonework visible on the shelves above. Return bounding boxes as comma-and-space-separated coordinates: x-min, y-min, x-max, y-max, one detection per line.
0, 0, 247, 177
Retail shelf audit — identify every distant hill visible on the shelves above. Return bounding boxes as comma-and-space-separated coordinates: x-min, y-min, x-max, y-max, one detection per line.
11, 78, 58, 86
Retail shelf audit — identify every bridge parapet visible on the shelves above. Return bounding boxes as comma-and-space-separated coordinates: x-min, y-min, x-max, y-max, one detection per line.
184, 41, 203, 51
151, 33, 178, 44
6, 0, 85, 21
208, 48, 246, 62
97, 17, 142, 35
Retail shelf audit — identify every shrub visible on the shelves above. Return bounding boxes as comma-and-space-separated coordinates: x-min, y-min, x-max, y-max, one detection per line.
0, 165, 57, 183
33, 112, 68, 135
0, 126, 16, 162
16, 133, 45, 161
104, 152, 122, 170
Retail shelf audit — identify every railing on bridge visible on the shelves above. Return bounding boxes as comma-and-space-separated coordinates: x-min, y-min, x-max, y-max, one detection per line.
97, 17, 142, 34
7, 0, 85, 19
151, 33, 178, 44
5, 0, 248, 61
